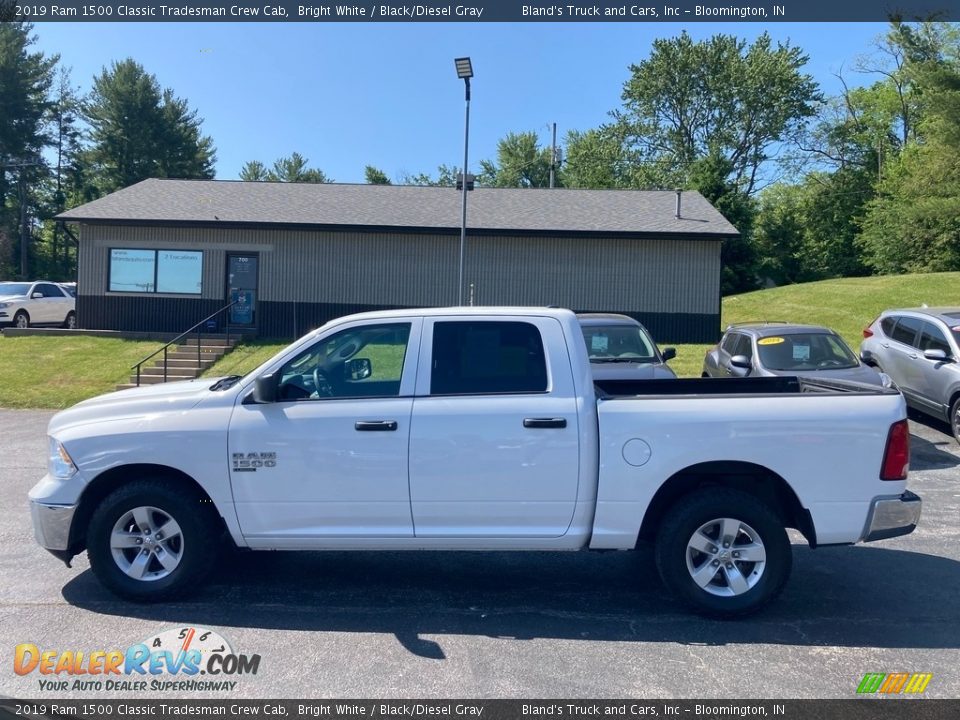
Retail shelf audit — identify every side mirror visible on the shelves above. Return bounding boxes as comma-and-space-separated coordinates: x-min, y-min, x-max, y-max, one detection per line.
346, 357, 372, 381
923, 349, 951, 362
729, 355, 752, 377
661, 347, 677, 362
252, 374, 277, 403
31, 292, 43, 299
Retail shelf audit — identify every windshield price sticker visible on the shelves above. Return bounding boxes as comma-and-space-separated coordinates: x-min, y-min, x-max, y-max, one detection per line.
757, 337, 785, 345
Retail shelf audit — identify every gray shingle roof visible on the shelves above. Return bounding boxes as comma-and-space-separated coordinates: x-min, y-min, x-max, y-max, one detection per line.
57, 178, 739, 237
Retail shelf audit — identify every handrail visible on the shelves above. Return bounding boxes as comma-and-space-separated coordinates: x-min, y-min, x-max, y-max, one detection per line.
131, 300, 240, 386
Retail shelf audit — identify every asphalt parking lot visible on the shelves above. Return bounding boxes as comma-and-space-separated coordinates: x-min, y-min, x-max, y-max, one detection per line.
1, 408, 958, 700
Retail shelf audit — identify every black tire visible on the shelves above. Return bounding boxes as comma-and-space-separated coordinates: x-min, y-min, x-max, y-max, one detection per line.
13, 310, 29, 329
655, 488, 792, 618
63, 311, 76, 329
951, 397, 960, 445
87, 479, 219, 602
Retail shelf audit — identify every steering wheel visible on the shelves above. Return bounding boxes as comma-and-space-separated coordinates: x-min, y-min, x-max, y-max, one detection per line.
312, 367, 333, 397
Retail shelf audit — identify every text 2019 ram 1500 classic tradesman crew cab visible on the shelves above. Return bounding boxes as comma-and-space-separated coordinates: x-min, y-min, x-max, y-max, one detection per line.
30, 307, 921, 616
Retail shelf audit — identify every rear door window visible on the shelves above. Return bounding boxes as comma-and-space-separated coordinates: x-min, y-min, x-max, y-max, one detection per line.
431, 321, 548, 395
891, 316, 923, 347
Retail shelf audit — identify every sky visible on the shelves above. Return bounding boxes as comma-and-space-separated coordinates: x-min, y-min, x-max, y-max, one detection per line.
30, 21, 891, 184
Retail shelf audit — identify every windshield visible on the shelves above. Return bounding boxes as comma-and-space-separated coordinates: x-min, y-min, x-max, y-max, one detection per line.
0, 282, 30, 296
757, 333, 858, 371
581, 324, 658, 363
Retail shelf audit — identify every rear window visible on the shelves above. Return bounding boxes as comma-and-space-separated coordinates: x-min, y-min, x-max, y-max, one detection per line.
431, 321, 548, 395
880, 316, 898, 337
581, 324, 656, 362
757, 333, 857, 371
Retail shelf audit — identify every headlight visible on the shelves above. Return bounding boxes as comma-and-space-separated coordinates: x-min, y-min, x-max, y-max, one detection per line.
0, 302, 9, 309
48, 437, 77, 479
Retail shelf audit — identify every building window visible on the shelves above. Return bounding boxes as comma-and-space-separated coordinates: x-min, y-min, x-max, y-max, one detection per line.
109, 249, 202, 294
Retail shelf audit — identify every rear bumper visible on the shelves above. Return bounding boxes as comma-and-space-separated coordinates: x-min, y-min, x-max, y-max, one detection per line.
860, 490, 922, 542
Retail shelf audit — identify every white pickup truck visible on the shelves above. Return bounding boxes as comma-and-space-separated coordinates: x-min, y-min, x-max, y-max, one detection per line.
30, 307, 921, 617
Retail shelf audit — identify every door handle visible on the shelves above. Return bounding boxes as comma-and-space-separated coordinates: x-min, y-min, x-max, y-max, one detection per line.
355, 420, 398, 431
908, 353, 918, 359
523, 417, 567, 429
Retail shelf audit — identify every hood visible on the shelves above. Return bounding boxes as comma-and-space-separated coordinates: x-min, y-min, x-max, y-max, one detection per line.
0, 293, 26, 302
768, 364, 885, 386
589, 361, 678, 381
48, 377, 225, 435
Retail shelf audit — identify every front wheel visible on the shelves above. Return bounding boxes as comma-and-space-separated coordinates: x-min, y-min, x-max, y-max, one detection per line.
655, 488, 792, 618
87, 479, 220, 602
13, 310, 29, 329
951, 397, 960, 445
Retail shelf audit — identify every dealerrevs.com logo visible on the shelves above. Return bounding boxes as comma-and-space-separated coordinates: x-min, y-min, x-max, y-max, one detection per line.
856, 673, 933, 695
13, 627, 260, 692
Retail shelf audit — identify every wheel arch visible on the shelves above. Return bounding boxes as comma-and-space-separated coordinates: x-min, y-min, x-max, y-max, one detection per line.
637, 460, 816, 547
69, 463, 229, 555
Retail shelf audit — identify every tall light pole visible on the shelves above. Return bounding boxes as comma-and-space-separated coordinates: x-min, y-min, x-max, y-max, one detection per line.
454, 57, 473, 306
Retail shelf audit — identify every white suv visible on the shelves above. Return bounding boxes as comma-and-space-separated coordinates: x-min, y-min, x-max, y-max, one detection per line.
0, 281, 76, 329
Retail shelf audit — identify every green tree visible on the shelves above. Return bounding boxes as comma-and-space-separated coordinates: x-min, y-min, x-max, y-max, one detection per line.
688, 153, 757, 294
364, 165, 391, 184
397, 164, 458, 187
613, 31, 821, 194
239, 152, 330, 183
857, 23, 960, 273
0, 21, 57, 277
35, 66, 84, 279
84, 58, 215, 194
477, 131, 556, 188
239, 160, 269, 182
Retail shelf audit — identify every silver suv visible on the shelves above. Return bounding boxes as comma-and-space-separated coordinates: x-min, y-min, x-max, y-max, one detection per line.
860, 308, 960, 443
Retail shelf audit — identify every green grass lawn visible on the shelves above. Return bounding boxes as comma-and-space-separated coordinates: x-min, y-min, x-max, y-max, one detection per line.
0, 335, 160, 409
667, 271, 960, 378
3, 271, 959, 407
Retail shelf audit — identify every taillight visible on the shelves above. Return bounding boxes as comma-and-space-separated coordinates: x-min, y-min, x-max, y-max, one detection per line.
880, 419, 910, 480
863, 315, 880, 338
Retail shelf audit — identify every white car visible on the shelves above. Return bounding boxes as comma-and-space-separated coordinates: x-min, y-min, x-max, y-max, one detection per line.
30, 307, 920, 617
0, 281, 76, 329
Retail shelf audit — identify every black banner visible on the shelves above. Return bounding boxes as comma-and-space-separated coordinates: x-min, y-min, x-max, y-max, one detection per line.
2, 0, 960, 23
1, 700, 958, 720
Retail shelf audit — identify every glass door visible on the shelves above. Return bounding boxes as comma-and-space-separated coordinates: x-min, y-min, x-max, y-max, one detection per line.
226, 254, 258, 327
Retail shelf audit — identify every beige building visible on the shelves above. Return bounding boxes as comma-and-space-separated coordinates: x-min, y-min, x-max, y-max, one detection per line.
58, 179, 738, 342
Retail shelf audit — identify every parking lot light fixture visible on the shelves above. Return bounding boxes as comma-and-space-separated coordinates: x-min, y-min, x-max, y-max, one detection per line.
455, 57, 473, 306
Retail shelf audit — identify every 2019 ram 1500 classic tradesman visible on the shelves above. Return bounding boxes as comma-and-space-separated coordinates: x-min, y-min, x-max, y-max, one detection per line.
30, 307, 921, 617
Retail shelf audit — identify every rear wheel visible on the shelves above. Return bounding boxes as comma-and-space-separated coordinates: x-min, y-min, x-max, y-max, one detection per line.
13, 310, 29, 329
63, 311, 76, 329
655, 488, 791, 618
87, 479, 220, 602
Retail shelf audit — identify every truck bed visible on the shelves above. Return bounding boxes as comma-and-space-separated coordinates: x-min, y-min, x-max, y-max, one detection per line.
594, 376, 895, 398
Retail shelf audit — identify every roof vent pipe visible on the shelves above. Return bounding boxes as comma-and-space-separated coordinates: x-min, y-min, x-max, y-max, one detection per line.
675, 189, 682, 219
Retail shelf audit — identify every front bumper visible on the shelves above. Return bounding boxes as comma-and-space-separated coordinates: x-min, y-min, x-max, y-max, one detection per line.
861, 490, 922, 542
30, 500, 77, 551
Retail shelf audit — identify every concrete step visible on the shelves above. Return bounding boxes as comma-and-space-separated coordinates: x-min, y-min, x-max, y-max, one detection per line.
154, 358, 217, 369
127, 373, 198, 385
139, 365, 199, 377
166, 349, 227, 360
178, 338, 238, 348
